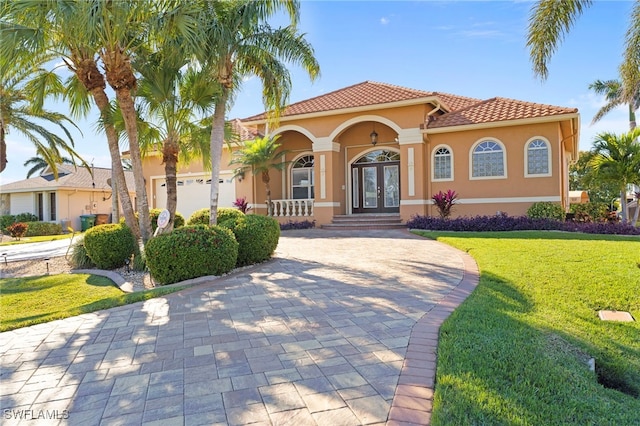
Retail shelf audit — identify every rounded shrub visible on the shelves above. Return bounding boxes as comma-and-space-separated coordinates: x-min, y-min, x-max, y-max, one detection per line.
144, 225, 239, 285
221, 215, 280, 267
83, 223, 137, 269
527, 202, 565, 221
218, 207, 245, 223
187, 208, 209, 225
187, 207, 245, 225
150, 208, 185, 231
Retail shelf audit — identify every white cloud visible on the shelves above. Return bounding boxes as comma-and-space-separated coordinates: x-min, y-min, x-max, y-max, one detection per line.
380, 17, 389, 25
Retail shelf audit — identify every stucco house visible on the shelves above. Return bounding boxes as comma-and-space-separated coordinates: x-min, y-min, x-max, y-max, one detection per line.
142, 81, 580, 226
0, 164, 135, 231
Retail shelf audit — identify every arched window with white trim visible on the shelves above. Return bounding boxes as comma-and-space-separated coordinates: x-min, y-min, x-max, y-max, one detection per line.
291, 155, 314, 199
432, 145, 453, 181
525, 138, 551, 177
471, 139, 506, 179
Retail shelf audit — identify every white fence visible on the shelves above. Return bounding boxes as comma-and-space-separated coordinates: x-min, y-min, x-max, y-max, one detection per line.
269, 199, 314, 217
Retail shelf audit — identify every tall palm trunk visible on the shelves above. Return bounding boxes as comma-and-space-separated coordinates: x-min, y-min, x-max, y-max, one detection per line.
0, 121, 6, 173
70, 57, 139, 238
629, 106, 637, 130
262, 171, 272, 216
114, 86, 152, 242
619, 190, 629, 223
209, 89, 228, 225
162, 135, 179, 232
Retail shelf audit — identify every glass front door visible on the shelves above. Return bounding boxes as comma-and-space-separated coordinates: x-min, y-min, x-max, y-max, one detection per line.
352, 161, 400, 214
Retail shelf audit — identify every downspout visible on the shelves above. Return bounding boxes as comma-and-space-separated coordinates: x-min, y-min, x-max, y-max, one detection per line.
559, 117, 580, 212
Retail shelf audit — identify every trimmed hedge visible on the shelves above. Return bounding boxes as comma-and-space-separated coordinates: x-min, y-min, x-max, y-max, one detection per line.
150, 208, 185, 231
221, 215, 280, 267
83, 223, 137, 269
145, 225, 239, 285
187, 207, 245, 225
527, 202, 565, 221
406, 214, 640, 235
24, 222, 62, 237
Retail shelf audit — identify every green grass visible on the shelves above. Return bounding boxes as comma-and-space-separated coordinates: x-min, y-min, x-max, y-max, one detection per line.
412, 231, 640, 425
0, 232, 77, 246
0, 274, 184, 332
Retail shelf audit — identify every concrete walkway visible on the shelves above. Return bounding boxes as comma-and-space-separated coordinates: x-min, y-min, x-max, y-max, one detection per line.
0, 229, 479, 425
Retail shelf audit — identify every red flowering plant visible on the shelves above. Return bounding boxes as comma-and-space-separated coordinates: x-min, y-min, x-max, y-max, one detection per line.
7, 222, 28, 240
432, 190, 458, 219
233, 196, 252, 213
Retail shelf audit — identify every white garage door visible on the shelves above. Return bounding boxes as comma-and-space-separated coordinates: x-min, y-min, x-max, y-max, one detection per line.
153, 173, 236, 221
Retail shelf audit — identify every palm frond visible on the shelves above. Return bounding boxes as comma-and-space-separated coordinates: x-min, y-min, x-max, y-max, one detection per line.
527, 0, 592, 80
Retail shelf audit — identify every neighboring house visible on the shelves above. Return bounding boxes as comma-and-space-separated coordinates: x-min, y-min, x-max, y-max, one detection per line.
143, 81, 580, 225
0, 164, 135, 231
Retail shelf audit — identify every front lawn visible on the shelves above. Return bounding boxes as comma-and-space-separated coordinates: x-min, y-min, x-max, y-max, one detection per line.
413, 231, 640, 425
0, 274, 184, 332
0, 232, 77, 246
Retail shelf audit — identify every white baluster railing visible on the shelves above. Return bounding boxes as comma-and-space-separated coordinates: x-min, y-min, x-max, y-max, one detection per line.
269, 199, 314, 217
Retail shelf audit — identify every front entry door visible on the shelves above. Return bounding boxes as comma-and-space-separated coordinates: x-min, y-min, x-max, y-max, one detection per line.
352, 162, 400, 214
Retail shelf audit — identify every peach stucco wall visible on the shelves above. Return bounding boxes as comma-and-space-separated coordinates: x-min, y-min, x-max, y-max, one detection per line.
140, 102, 576, 225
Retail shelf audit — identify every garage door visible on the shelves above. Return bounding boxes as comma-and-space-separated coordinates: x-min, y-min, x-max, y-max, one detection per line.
153, 172, 236, 221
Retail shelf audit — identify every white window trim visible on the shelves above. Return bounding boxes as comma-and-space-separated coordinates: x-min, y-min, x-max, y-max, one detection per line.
431, 144, 454, 182
469, 138, 508, 180
524, 136, 552, 178
289, 152, 315, 199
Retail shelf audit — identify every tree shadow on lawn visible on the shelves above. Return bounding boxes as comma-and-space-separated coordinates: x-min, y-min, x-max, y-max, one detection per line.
433, 270, 640, 425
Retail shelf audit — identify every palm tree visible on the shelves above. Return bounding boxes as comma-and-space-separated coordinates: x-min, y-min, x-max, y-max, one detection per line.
135, 50, 218, 232
0, 48, 82, 177
589, 127, 640, 224
24, 154, 74, 179
193, 0, 320, 225
527, 0, 640, 106
229, 135, 288, 216
589, 79, 640, 129
1, 0, 141, 239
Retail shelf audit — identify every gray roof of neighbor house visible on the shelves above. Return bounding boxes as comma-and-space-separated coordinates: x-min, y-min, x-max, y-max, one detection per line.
0, 164, 135, 194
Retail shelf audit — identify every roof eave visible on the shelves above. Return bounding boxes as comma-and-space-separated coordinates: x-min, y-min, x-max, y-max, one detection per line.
242, 96, 448, 126
422, 113, 581, 134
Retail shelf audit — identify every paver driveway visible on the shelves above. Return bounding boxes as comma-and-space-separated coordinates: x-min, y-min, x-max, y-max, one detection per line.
0, 229, 474, 425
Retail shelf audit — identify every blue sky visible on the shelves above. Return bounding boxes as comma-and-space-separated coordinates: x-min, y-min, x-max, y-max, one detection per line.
1, 0, 634, 185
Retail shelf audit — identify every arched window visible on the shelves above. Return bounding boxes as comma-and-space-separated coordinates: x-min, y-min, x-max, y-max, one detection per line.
471, 140, 506, 178
292, 155, 314, 199
432, 145, 453, 181
525, 138, 550, 176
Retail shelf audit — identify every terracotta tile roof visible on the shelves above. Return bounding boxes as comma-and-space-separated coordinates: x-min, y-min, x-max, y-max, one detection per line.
242, 81, 479, 121
427, 97, 578, 129
240, 81, 577, 128
0, 164, 135, 192
229, 118, 261, 141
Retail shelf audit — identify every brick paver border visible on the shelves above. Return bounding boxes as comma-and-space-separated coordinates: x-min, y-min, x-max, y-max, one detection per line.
387, 243, 480, 426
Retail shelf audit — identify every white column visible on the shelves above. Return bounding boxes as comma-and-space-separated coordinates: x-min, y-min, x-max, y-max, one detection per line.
408, 148, 415, 197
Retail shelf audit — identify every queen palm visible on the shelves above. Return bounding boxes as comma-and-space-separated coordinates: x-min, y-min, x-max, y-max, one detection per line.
135, 50, 218, 231
527, 0, 640, 105
589, 127, 640, 224
24, 154, 74, 179
229, 135, 288, 217
193, 0, 320, 225
589, 79, 640, 130
1, 0, 141, 238
0, 48, 81, 177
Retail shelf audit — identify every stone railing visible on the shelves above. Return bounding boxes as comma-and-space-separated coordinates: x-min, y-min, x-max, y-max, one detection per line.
269, 199, 314, 217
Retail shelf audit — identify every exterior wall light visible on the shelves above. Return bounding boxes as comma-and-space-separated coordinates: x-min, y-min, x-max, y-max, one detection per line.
370, 128, 378, 146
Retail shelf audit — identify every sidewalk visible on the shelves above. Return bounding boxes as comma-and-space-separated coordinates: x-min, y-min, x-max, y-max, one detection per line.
0, 229, 478, 425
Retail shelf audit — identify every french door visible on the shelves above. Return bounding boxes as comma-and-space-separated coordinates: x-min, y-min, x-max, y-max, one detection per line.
352, 161, 400, 214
